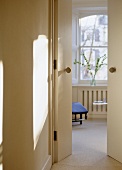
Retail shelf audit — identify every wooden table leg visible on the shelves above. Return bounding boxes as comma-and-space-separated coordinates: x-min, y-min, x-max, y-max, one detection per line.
75, 114, 76, 121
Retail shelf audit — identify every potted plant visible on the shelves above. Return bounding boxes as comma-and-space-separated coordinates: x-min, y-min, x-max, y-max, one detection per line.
74, 53, 107, 86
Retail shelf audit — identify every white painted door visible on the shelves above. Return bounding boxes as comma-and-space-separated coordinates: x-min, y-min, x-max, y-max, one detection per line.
53, 0, 72, 162
108, 0, 122, 163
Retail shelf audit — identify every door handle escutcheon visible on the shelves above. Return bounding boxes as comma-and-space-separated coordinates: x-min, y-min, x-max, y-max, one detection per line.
109, 67, 116, 73
65, 67, 71, 73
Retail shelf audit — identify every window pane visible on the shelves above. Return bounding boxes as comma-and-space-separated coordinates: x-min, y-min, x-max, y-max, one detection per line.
80, 48, 107, 80
79, 15, 108, 47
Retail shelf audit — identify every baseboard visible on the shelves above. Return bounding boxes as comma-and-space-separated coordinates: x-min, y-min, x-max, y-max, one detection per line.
88, 113, 107, 119
42, 155, 52, 170
76, 113, 107, 119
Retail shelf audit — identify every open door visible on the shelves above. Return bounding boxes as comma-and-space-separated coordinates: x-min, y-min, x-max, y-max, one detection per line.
108, 0, 122, 163
53, 0, 72, 162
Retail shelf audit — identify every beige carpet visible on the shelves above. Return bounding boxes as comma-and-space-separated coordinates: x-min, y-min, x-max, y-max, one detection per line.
51, 119, 122, 170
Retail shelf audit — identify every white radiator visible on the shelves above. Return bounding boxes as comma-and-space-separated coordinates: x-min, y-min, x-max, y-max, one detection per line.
72, 86, 108, 118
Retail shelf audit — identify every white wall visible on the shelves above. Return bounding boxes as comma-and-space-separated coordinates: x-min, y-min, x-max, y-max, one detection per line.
0, 0, 50, 170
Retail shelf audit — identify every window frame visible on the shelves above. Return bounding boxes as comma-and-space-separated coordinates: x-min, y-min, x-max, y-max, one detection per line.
72, 14, 108, 86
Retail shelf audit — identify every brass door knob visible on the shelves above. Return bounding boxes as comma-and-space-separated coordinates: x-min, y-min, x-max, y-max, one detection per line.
109, 67, 116, 73
65, 67, 71, 73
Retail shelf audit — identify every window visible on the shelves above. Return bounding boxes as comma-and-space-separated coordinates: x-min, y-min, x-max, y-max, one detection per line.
72, 15, 108, 85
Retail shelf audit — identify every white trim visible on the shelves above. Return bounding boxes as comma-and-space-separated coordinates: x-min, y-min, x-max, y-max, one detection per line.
72, 14, 108, 85
88, 114, 107, 119
78, 80, 108, 85
72, 84, 107, 87
42, 155, 52, 170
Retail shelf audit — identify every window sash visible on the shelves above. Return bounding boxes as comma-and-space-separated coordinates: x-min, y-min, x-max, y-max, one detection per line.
72, 14, 108, 86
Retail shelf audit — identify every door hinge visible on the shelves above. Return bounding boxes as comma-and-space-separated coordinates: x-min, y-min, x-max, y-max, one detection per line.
54, 131, 57, 141
54, 59, 57, 70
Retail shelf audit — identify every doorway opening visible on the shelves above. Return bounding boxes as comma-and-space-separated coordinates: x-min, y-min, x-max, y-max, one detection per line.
72, 0, 108, 164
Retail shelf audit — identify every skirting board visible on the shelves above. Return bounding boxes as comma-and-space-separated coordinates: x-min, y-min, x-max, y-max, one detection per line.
88, 113, 107, 119
75, 113, 107, 119
42, 155, 52, 170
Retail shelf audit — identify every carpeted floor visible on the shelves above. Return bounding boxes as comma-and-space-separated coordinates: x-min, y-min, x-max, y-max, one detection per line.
51, 119, 122, 170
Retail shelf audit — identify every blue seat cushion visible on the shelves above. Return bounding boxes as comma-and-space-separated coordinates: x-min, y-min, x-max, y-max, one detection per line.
72, 102, 88, 114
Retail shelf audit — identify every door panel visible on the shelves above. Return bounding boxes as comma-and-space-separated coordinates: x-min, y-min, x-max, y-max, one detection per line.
108, 0, 122, 163
54, 0, 72, 162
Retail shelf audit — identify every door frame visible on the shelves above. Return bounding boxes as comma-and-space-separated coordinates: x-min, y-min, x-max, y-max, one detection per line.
49, 0, 72, 164
48, 0, 57, 164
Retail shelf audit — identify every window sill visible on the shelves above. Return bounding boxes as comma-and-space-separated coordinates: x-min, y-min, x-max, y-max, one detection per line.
72, 84, 108, 87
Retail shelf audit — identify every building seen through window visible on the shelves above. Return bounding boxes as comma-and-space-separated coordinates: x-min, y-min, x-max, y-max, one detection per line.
79, 15, 108, 81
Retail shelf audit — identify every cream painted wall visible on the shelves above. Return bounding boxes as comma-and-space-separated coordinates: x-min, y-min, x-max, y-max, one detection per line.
0, 0, 49, 170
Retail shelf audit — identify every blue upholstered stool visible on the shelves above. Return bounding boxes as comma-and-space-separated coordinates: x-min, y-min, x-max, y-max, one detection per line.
72, 102, 88, 124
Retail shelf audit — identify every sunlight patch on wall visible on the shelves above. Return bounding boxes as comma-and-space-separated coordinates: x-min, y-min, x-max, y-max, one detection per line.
0, 61, 3, 166
0, 61, 3, 145
33, 35, 48, 150
0, 164, 2, 170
